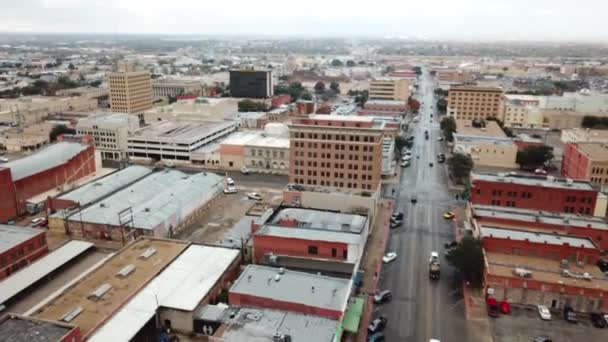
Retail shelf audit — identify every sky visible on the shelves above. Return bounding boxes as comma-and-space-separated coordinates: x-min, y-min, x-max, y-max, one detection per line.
1, 0, 607, 42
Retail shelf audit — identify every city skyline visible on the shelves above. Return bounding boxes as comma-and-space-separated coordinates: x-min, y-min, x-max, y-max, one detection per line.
2, 0, 608, 42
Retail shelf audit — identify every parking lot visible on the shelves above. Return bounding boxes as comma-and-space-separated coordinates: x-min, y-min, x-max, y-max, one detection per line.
491, 305, 607, 342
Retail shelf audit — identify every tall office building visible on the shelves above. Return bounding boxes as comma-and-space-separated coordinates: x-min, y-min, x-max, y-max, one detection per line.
447, 86, 504, 121
368, 78, 410, 101
229, 69, 273, 98
108, 62, 153, 115
288, 115, 385, 191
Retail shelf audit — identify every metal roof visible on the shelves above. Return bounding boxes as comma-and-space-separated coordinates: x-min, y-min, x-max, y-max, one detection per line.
0, 315, 73, 342
0, 240, 94, 306
256, 225, 362, 245
2, 142, 88, 181
89, 245, 239, 342
270, 208, 366, 234
72, 170, 223, 230
0, 225, 44, 255
472, 172, 595, 191
480, 226, 596, 248
58, 166, 152, 206
230, 265, 352, 313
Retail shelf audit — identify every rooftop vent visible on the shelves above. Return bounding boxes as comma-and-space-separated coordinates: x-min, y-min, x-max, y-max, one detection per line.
60, 306, 83, 322
116, 264, 136, 277
88, 283, 112, 300
139, 247, 157, 259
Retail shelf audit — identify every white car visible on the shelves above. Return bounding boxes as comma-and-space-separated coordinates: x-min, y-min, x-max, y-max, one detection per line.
31, 217, 45, 226
401, 161, 410, 168
382, 252, 397, 263
241, 167, 250, 175
247, 192, 262, 201
430, 251, 439, 263
402, 154, 412, 162
537, 305, 551, 320
226, 177, 235, 186
437, 137, 444, 141
223, 187, 238, 194
0, 157, 8, 163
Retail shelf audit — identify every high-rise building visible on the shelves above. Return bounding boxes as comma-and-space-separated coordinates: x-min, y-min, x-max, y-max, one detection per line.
108, 63, 153, 115
447, 86, 504, 121
229, 69, 273, 98
288, 115, 385, 191
368, 78, 410, 101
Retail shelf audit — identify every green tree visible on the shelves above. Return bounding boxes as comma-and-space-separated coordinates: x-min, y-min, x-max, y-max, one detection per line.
329, 81, 340, 94
89, 80, 102, 87
238, 99, 268, 112
440, 116, 457, 142
394, 136, 408, 155
412, 66, 422, 75
445, 236, 485, 285
430, 70, 437, 76
346, 60, 356, 67
314, 81, 326, 94
68, 63, 75, 71
300, 91, 313, 101
437, 98, 447, 112
516, 145, 554, 170
448, 153, 474, 183
331, 59, 343, 67
49, 124, 76, 142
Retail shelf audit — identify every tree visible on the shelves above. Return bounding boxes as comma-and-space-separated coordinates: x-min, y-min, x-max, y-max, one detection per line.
445, 236, 484, 285
331, 59, 343, 67
430, 70, 437, 76
238, 99, 268, 112
448, 153, 474, 183
412, 66, 422, 75
49, 124, 76, 142
89, 80, 102, 87
300, 91, 313, 101
440, 116, 457, 142
275, 82, 308, 102
346, 60, 356, 67
329, 82, 340, 94
516, 145, 554, 170
407, 98, 421, 112
358, 60, 366, 65
68, 63, 75, 71
436, 98, 447, 112
314, 81, 326, 94
394, 136, 408, 155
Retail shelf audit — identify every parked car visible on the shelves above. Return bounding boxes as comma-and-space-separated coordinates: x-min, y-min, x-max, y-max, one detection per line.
391, 212, 404, 221
390, 219, 403, 229
535, 168, 548, 175
401, 161, 410, 167
367, 332, 385, 342
402, 154, 412, 162
383, 252, 397, 263
368, 316, 387, 334
429, 162, 434, 167
247, 192, 262, 201
373, 290, 392, 304
31, 217, 45, 226
411, 195, 418, 204
437, 137, 444, 141
533, 337, 552, 342
590, 312, 606, 328
563, 306, 578, 323
444, 241, 457, 249
443, 211, 455, 220
537, 305, 551, 320
241, 167, 250, 175
0, 157, 8, 163
223, 187, 238, 194
499, 301, 511, 315
226, 177, 235, 186
487, 298, 499, 317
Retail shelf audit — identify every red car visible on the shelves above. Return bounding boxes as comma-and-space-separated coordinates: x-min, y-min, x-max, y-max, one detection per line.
500, 301, 511, 315
487, 297, 499, 317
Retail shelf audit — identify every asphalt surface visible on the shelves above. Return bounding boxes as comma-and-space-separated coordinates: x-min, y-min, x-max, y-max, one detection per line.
377, 69, 485, 342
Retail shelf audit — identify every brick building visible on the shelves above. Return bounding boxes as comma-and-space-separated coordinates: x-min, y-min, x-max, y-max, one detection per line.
470, 173, 598, 216
562, 142, 608, 187
0, 142, 96, 223
288, 115, 386, 191
0, 225, 47, 280
447, 86, 504, 121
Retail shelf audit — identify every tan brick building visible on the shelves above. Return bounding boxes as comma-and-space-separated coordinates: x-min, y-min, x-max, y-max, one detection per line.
368, 78, 410, 101
447, 86, 504, 121
288, 115, 385, 191
108, 63, 153, 115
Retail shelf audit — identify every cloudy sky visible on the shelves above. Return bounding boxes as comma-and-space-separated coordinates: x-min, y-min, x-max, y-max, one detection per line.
1, 0, 607, 41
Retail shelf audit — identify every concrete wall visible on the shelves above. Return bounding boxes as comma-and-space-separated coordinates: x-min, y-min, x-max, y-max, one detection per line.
253, 235, 349, 264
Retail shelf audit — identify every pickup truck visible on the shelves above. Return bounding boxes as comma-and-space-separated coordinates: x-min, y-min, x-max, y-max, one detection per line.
429, 261, 440, 280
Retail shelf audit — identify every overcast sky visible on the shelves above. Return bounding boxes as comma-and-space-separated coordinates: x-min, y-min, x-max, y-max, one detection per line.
1, 0, 607, 42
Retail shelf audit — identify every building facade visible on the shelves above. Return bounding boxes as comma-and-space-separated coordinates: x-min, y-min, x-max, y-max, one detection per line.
0, 225, 48, 280
368, 78, 410, 101
229, 69, 273, 98
218, 132, 289, 174
447, 86, 504, 121
108, 69, 153, 114
561, 142, 608, 187
152, 80, 202, 98
288, 115, 385, 191
561, 128, 608, 144
76, 112, 139, 160
453, 120, 518, 169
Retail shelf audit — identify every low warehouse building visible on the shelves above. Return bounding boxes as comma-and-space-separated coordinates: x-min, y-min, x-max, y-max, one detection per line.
0, 225, 48, 280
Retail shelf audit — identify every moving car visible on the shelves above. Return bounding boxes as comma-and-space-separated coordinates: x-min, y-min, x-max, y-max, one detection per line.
226, 177, 235, 186
390, 219, 403, 229
429, 251, 439, 264
590, 312, 606, 328
533, 337, 552, 342
411, 195, 418, 204
368, 316, 387, 334
429, 162, 434, 167
383, 252, 397, 263
247, 192, 262, 201
563, 306, 578, 323
443, 211, 455, 220
401, 161, 410, 167
535, 168, 548, 175
373, 290, 392, 304
437, 137, 444, 141
402, 154, 412, 162
367, 333, 385, 342
444, 241, 458, 249
537, 305, 551, 320
223, 187, 238, 194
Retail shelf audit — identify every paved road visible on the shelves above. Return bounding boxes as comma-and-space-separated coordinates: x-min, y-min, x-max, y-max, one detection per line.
377, 69, 485, 342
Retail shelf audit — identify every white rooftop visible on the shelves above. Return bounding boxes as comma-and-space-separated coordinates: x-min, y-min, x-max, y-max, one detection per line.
220, 131, 289, 149
2, 142, 88, 181
269, 207, 366, 234
480, 226, 595, 249
307, 114, 374, 123
77, 112, 132, 126
89, 245, 240, 342
0, 225, 44, 255
256, 225, 361, 245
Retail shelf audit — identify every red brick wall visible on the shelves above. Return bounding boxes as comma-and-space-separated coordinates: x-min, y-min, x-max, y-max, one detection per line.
561, 143, 591, 179
0, 168, 17, 223
229, 292, 342, 319
292, 117, 374, 128
271, 94, 291, 108
513, 140, 545, 152
253, 235, 349, 264
60, 326, 82, 342
470, 179, 597, 215
0, 230, 48, 280
482, 236, 599, 264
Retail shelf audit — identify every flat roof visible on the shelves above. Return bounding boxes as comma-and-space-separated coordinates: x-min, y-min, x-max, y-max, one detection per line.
504, 94, 541, 102
471, 172, 595, 191
0, 240, 94, 306
0, 315, 74, 342
480, 226, 595, 248
89, 245, 239, 342
130, 120, 235, 143
485, 251, 608, 292
256, 225, 361, 245
71, 170, 223, 230
473, 204, 608, 230
77, 112, 132, 125
365, 99, 407, 106
219, 307, 339, 342
456, 120, 506, 138
230, 265, 352, 313
2, 142, 88, 181
32, 238, 188, 338
449, 86, 503, 92
0, 225, 44, 255
454, 135, 515, 146
306, 114, 374, 123
235, 111, 267, 119
575, 143, 608, 161
220, 131, 289, 149
57, 166, 153, 207
269, 207, 366, 234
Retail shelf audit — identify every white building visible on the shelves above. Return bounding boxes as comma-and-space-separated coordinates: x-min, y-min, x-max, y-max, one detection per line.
152, 80, 202, 98
143, 97, 239, 123
77, 112, 139, 160
381, 137, 396, 177
561, 128, 608, 144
